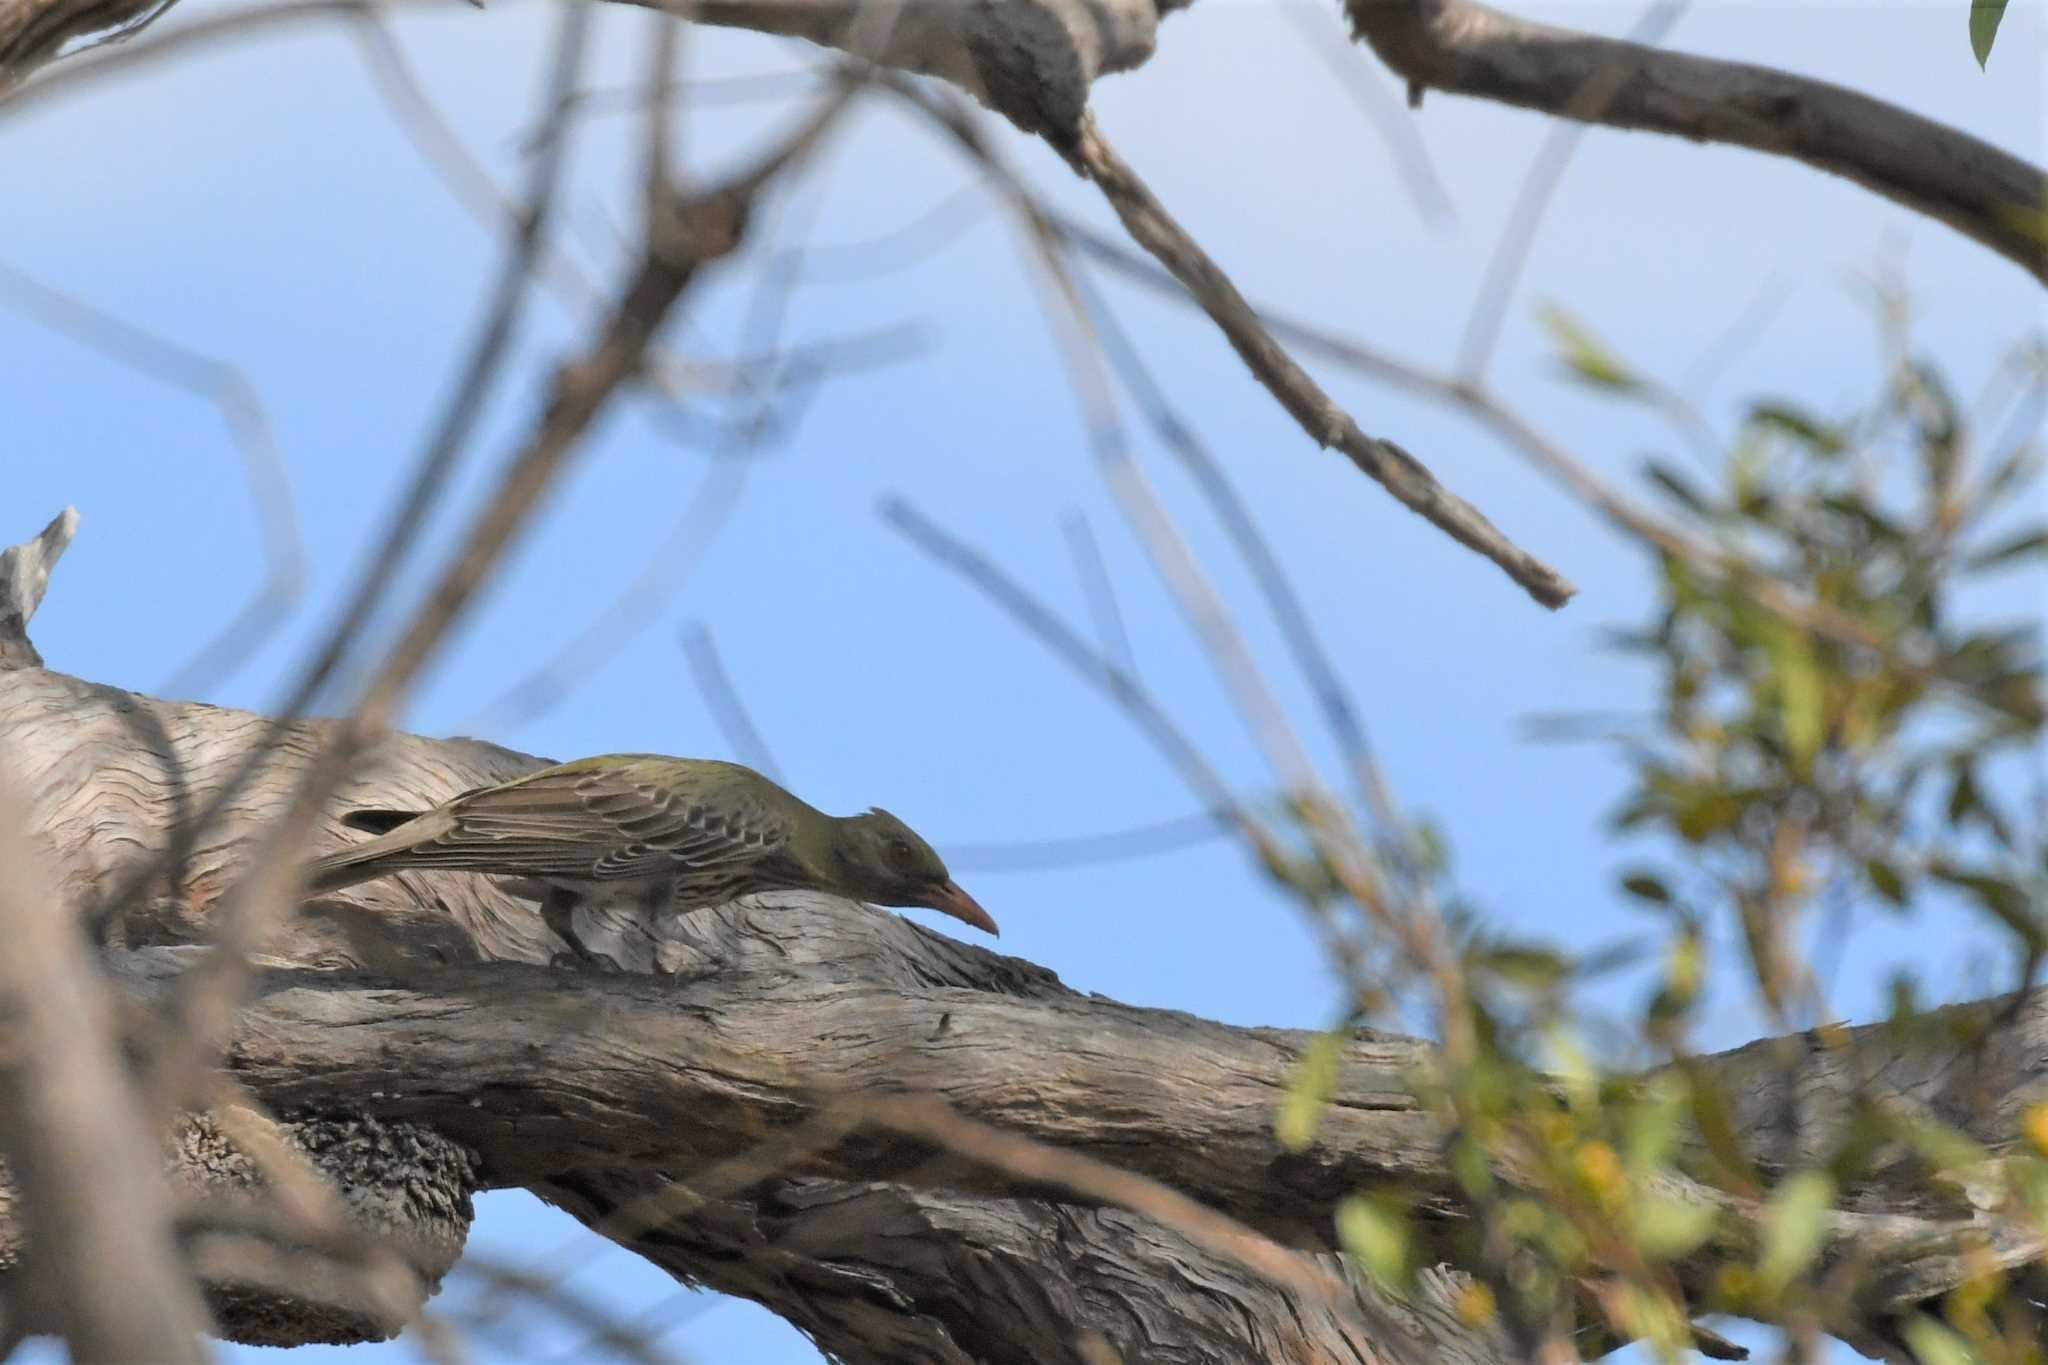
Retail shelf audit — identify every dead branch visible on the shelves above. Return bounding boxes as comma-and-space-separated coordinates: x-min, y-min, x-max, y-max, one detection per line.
1343, 0, 2048, 285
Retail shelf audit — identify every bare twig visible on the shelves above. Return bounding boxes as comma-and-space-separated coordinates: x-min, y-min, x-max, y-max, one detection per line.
456, 462, 748, 738
859, 1094, 1351, 1307
537, 67, 824, 148
1457, 0, 1689, 380
1343, 0, 2048, 285
1061, 510, 1135, 678
141, 2, 600, 1115
679, 623, 784, 784
200, 1078, 436, 1333
0, 773, 212, 1361
1279, 0, 1455, 230
788, 184, 989, 284
642, 8, 681, 212
353, 10, 773, 406
5, 0, 384, 112
149, 78, 856, 1121
1070, 114, 1577, 609
443, 1255, 687, 1365
0, 260, 304, 696
1681, 268, 1798, 394
1065, 263, 1402, 834
945, 810, 1228, 872
80, 0, 595, 950
1054, 211, 1934, 670
882, 497, 1243, 825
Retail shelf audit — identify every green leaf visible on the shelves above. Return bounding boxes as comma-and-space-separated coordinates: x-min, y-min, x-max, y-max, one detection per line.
1903, 1313, 1984, 1365
1971, 441, 2040, 515
1963, 525, 2047, 573
1540, 304, 1642, 391
1275, 1030, 1346, 1151
1643, 459, 1712, 516
1970, 0, 2009, 68
1930, 864, 2043, 950
1336, 1195, 1414, 1294
1764, 623, 1826, 766
1945, 764, 1979, 826
1866, 859, 1910, 907
1622, 1073, 1688, 1170
1671, 785, 1743, 843
1620, 871, 1672, 904
1749, 401, 1846, 455
1630, 1193, 1720, 1261
1757, 1169, 1834, 1292
1474, 943, 1571, 990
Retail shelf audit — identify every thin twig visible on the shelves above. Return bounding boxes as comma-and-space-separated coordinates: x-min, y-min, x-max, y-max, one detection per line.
859, 1095, 1351, 1307
0, 773, 212, 1362
140, 4, 602, 1117
1457, 0, 1690, 381
352, 11, 762, 405
1053, 210, 1931, 670
642, 8, 681, 217
786, 184, 989, 284
1066, 260, 1403, 835
6, 0, 389, 115
679, 623, 784, 784
0, 258, 305, 697
534, 67, 825, 150
444, 1255, 687, 1365
1070, 114, 1577, 609
881, 497, 1243, 824
1278, 0, 1455, 230
1061, 510, 1136, 678
84, 0, 593, 948
455, 462, 748, 738
945, 810, 1228, 872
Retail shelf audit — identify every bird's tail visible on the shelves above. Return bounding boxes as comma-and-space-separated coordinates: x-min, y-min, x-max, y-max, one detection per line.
305, 808, 439, 892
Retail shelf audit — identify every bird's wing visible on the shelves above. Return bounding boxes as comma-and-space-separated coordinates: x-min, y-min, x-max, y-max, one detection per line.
434, 765, 795, 881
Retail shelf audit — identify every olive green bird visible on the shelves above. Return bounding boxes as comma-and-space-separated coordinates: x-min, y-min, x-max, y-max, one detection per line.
307, 755, 996, 965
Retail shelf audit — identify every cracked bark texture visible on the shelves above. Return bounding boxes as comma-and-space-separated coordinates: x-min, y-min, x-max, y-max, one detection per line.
0, 652, 1518, 1362
2, 637, 2045, 1359
1344, 0, 2047, 284
6, 0, 2040, 279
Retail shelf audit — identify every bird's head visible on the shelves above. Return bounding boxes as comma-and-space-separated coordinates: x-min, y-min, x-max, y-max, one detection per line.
827, 808, 997, 936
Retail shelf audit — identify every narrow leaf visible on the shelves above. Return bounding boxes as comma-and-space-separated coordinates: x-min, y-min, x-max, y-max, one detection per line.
1540, 304, 1642, 391
1336, 1195, 1414, 1294
1904, 1313, 1984, 1365
1620, 871, 1672, 904
1643, 459, 1713, 516
1758, 1170, 1834, 1291
1276, 1031, 1346, 1152
1970, 0, 2008, 68
1963, 525, 2047, 573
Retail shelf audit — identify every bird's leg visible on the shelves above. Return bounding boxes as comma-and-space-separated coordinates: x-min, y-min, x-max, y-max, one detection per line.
540, 887, 620, 973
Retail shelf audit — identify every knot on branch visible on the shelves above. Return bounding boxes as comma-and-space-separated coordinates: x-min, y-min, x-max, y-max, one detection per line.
0, 1110, 479, 1347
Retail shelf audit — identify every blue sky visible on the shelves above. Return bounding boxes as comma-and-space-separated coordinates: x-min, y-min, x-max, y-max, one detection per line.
5, 1, 2042, 1360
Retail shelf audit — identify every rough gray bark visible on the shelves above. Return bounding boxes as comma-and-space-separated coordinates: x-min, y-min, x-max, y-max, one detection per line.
0, 0, 1180, 142
1343, 0, 2048, 285
7, 0, 2040, 281
0, 513, 2043, 1362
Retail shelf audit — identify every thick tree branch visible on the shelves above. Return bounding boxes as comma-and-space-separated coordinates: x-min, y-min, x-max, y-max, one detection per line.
6, 508, 2045, 1359
1344, 0, 2048, 285
1, 0, 1181, 139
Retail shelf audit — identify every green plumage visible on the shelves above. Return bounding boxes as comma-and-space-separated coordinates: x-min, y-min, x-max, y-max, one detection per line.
309, 755, 995, 963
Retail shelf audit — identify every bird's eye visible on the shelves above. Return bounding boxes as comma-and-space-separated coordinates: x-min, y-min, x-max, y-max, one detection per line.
887, 838, 914, 866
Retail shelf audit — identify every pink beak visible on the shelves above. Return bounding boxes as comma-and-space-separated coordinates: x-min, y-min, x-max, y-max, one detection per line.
920, 879, 999, 937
